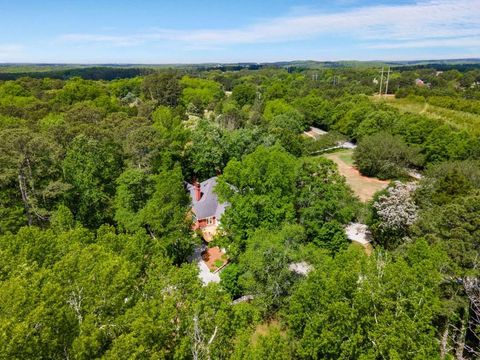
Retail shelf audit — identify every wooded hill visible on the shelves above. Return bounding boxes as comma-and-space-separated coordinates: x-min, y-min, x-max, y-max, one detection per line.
0, 64, 479, 359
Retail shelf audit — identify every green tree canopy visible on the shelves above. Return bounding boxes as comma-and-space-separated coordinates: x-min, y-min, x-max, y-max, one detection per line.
216, 145, 298, 245
231, 83, 257, 107
141, 71, 182, 106
180, 76, 224, 113
63, 135, 122, 227
354, 131, 422, 179
285, 240, 445, 359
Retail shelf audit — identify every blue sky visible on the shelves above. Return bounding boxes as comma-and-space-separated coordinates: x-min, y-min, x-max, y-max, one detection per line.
0, 0, 479, 63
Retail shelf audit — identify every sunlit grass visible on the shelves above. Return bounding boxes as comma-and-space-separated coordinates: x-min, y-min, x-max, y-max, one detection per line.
382, 97, 480, 134
338, 150, 355, 166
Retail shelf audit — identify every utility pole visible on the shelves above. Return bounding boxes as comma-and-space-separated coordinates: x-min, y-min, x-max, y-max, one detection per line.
385, 67, 391, 96
379, 67, 384, 96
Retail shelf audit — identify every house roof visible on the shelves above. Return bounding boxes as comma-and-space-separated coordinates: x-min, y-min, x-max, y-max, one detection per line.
187, 177, 228, 220
303, 126, 327, 140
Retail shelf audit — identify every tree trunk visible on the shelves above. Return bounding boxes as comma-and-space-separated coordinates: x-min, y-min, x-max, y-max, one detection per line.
18, 172, 32, 225
440, 324, 449, 360
464, 277, 480, 358
456, 312, 467, 360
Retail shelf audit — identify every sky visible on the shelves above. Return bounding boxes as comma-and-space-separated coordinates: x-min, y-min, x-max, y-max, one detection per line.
0, 0, 479, 63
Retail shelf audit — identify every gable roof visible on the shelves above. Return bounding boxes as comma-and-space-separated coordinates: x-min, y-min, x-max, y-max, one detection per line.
187, 177, 228, 220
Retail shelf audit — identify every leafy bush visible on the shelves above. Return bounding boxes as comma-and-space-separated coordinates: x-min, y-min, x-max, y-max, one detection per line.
354, 131, 422, 179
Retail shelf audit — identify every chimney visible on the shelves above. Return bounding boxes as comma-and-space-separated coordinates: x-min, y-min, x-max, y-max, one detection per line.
194, 182, 202, 201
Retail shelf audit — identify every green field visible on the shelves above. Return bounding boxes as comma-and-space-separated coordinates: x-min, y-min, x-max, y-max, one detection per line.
382, 97, 480, 134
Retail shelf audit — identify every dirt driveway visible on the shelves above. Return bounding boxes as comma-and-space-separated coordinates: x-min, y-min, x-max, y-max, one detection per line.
323, 150, 389, 202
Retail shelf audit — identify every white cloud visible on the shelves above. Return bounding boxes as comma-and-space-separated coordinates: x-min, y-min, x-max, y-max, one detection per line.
367, 37, 480, 49
58, 0, 480, 51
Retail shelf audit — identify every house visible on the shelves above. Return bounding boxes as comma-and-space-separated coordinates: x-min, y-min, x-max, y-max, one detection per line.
187, 177, 228, 241
415, 78, 425, 87
303, 126, 328, 140
186, 177, 230, 284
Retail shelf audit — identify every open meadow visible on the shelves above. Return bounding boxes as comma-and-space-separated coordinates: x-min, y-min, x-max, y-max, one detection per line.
322, 149, 389, 202
380, 97, 480, 134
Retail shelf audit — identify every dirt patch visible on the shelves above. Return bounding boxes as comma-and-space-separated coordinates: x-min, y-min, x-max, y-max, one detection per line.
201, 247, 228, 272
323, 150, 389, 202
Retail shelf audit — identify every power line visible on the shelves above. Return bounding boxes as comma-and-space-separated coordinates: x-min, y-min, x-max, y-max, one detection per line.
385, 67, 391, 95
379, 67, 384, 96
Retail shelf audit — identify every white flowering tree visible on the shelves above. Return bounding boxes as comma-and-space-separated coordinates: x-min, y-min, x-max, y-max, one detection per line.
371, 182, 417, 248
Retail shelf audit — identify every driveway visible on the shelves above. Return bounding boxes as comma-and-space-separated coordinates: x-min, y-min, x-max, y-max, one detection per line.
190, 245, 221, 285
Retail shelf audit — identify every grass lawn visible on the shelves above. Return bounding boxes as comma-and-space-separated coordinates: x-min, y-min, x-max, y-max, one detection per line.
214, 259, 225, 268
337, 150, 355, 166
323, 149, 389, 202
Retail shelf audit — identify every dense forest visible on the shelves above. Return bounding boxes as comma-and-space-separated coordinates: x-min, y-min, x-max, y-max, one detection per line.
0, 64, 479, 359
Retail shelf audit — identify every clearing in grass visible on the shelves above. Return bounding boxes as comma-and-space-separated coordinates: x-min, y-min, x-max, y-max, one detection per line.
323, 149, 389, 202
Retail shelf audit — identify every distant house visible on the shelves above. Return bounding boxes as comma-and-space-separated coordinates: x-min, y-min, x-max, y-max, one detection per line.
187, 177, 228, 241
415, 78, 425, 87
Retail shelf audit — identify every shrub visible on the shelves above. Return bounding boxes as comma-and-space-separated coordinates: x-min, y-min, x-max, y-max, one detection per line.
354, 132, 422, 179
